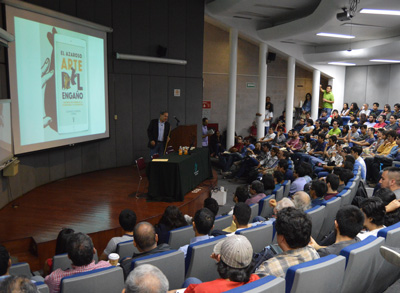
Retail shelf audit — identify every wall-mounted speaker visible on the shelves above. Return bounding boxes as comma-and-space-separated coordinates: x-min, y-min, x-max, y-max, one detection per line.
157, 45, 168, 57
267, 52, 276, 63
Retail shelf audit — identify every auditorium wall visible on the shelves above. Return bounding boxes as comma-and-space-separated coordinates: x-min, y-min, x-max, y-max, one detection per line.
344, 64, 400, 109
203, 21, 323, 136
0, 0, 205, 208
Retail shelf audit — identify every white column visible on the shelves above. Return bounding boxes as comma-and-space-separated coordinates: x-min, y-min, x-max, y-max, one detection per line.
227, 28, 238, 149
312, 69, 321, 121
257, 43, 268, 140
285, 57, 295, 130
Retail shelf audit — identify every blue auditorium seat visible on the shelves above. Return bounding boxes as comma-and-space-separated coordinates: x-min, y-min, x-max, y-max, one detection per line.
305, 205, 325, 239
225, 275, 285, 292
258, 194, 275, 218
168, 225, 195, 250
116, 240, 139, 259
248, 203, 259, 223
282, 180, 291, 198
317, 197, 341, 242
235, 223, 273, 253
213, 214, 233, 231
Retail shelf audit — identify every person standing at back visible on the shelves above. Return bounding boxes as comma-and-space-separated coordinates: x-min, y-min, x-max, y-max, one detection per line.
320, 85, 334, 117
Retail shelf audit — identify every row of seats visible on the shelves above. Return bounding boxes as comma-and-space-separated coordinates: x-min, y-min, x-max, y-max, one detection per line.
14, 221, 398, 293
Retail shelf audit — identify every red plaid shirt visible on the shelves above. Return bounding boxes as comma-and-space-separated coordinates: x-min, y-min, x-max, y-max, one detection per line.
44, 260, 111, 293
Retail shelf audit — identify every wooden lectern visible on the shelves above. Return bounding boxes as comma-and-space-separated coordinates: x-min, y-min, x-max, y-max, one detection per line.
167, 125, 197, 151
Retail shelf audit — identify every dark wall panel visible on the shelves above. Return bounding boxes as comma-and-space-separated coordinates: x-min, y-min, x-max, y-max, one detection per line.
34, 152, 50, 187
59, 0, 76, 16
150, 76, 168, 119
114, 74, 133, 166
149, 0, 168, 76
186, 78, 203, 145
65, 145, 82, 177
48, 148, 66, 181
132, 75, 150, 157
186, 1, 204, 78
82, 142, 100, 173
168, 0, 186, 77
77, 0, 95, 22
366, 65, 390, 106
18, 155, 36, 195
112, 0, 132, 74
130, 0, 150, 75
168, 77, 186, 125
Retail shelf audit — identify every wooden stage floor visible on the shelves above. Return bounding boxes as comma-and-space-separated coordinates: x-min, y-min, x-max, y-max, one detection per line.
0, 166, 217, 270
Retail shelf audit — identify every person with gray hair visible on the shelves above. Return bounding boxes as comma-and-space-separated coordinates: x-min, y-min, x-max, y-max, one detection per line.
0, 275, 39, 293
245, 180, 266, 205
292, 191, 311, 211
123, 264, 168, 293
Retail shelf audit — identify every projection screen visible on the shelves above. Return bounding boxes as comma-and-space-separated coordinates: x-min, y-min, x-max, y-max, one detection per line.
6, 4, 110, 154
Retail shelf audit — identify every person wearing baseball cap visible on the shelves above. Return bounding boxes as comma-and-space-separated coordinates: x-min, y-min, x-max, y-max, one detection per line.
182, 235, 259, 292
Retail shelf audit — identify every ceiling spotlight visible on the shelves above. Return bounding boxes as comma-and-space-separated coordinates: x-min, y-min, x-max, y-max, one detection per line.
337, 8, 352, 21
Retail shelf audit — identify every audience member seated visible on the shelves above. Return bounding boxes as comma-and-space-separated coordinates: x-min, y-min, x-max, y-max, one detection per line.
179, 208, 215, 257
324, 174, 340, 200
292, 191, 311, 211
311, 120, 322, 137
219, 137, 244, 172
220, 138, 255, 173
347, 114, 358, 127
0, 276, 38, 293
210, 130, 224, 158
285, 130, 302, 151
259, 127, 276, 143
333, 167, 354, 193
393, 103, 400, 120
100, 209, 136, 261
277, 160, 294, 182
293, 118, 305, 133
261, 174, 275, 195
43, 228, 75, 276
382, 104, 392, 119
357, 198, 386, 240
123, 264, 168, 293
328, 110, 343, 126
326, 121, 341, 139
348, 103, 359, 117
44, 232, 111, 293
181, 235, 260, 292
318, 110, 328, 124
370, 102, 381, 117
374, 188, 400, 226
300, 119, 314, 135
245, 181, 266, 205
310, 205, 363, 257
358, 103, 371, 117
0, 245, 11, 283
155, 206, 188, 245
185, 198, 219, 225
373, 114, 387, 129
384, 115, 399, 131
121, 222, 171, 279
351, 146, 366, 181
273, 171, 284, 191
364, 114, 376, 128
341, 103, 350, 116
353, 127, 376, 148
255, 207, 319, 278
365, 131, 398, 186
289, 165, 308, 196
379, 167, 400, 199
310, 180, 327, 207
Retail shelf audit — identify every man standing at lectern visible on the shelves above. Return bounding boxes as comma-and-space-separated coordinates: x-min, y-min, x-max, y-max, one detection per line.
147, 111, 170, 157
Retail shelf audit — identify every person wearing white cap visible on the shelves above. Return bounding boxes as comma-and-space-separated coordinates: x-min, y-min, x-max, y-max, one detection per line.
181, 235, 260, 292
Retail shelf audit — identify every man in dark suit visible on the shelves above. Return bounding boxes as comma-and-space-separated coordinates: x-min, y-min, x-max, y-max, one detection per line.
147, 111, 170, 157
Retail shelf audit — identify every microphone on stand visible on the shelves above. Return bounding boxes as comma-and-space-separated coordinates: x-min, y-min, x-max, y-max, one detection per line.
174, 116, 180, 126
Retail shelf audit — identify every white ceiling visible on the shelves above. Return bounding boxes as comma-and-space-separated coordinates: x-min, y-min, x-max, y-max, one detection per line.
205, 0, 400, 66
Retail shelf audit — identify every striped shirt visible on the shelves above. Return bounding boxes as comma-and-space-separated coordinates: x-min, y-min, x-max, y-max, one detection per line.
255, 246, 319, 278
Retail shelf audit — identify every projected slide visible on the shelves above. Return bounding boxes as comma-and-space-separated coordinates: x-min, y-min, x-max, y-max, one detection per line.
7, 5, 109, 154
0, 100, 13, 165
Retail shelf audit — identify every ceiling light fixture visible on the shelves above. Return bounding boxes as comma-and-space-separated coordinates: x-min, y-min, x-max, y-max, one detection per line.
317, 32, 355, 39
360, 9, 400, 16
370, 59, 400, 63
328, 62, 356, 66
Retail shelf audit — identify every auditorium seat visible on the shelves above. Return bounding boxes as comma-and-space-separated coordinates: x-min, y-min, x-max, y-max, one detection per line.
317, 197, 342, 242
60, 266, 124, 293
367, 222, 400, 293
249, 203, 259, 223
131, 250, 185, 289
9, 262, 32, 277
282, 180, 291, 198
274, 186, 284, 202
168, 225, 195, 250
213, 214, 233, 231
258, 194, 275, 218
336, 189, 352, 207
225, 275, 286, 292
285, 255, 346, 293
235, 224, 273, 253
53, 251, 99, 272
35, 282, 50, 293
185, 235, 226, 282
340, 236, 384, 293
305, 205, 325, 239
116, 240, 139, 259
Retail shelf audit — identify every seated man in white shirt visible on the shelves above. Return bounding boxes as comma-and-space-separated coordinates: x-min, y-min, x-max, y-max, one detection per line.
100, 209, 137, 261
357, 198, 386, 240
179, 208, 215, 257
